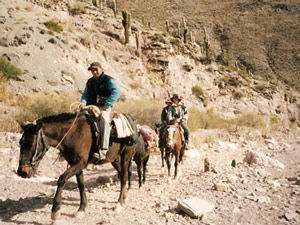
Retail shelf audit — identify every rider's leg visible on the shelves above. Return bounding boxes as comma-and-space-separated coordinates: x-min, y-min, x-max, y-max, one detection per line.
180, 122, 190, 148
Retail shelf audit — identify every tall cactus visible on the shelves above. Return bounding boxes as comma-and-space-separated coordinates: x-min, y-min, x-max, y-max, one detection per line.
135, 30, 141, 57
122, 10, 131, 45
177, 21, 181, 38
203, 26, 210, 60
142, 15, 145, 26
182, 17, 188, 44
165, 20, 169, 33
113, 0, 118, 17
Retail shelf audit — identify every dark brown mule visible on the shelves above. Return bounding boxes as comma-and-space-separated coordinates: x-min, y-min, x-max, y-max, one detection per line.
17, 112, 135, 221
161, 119, 185, 180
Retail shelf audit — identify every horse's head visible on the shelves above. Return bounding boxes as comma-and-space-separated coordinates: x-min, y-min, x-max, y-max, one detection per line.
164, 125, 179, 148
17, 121, 48, 178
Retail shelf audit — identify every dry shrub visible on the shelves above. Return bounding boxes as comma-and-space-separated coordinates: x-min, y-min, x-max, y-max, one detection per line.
14, 91, 78, 122
44, 20, 63, 33
191, 85, 204, 98
243, 151, 257, 165
0, 72, 12, 103
234, 112, 265, 129
0, 117, 20, 132
188, 107, 230, 131
0, 58, 22, 80
270, 114, 280, 131
114, 99, 163, 128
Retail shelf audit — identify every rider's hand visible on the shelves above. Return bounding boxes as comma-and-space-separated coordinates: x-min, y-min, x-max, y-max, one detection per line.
79, 103, 86, 110
102, 106, 108, 111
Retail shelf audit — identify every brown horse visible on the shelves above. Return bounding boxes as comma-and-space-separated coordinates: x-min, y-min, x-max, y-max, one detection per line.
161, 119, 185, 179
17, 112, 136, 221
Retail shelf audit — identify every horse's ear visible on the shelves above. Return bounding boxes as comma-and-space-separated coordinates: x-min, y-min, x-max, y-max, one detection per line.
33, 121, 43, 132
17, 120, 27, 131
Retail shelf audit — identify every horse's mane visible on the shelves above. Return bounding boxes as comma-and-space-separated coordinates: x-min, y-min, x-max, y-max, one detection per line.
38, 112, 78, 123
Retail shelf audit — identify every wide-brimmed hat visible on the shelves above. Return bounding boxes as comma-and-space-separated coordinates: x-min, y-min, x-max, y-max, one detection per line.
88, 62, 103, 71
171, 94, 181, 102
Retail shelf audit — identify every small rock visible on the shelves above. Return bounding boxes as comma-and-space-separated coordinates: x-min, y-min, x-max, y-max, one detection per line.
283, 211, 296, 221
0, 37, 9, 47
257, 196, 271, 204
0, 16, 6, 24
231, 159, 236, 167
48, 38, 57, 44
177, 197, 214, 218
214, 182, 229, 191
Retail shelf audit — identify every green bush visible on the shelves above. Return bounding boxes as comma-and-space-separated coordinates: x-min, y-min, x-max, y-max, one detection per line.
44, 20, 63, 33
0, 58, 22, 79
15, 91, 78, 122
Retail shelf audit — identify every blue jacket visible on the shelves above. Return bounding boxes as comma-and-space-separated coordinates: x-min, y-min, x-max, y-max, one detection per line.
81, 73, 120, 108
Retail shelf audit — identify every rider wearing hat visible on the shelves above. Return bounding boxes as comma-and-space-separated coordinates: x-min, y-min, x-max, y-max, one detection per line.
81, 62, 120, 161
158, 98, 173, 146
169, 94, 190, 149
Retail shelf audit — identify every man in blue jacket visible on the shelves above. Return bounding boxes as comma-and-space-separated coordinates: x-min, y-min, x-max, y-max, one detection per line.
81, 62, 120, 161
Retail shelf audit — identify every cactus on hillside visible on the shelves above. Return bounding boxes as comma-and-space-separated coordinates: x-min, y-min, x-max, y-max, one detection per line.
113, 0, 118, 17
165, 20, 169, 33
135, 30, 141, 57
92, 0, 97, 7
122, 10, 131, 44
142, 15, 145, 26
182, 17, 188, 44
177, 21, 181, 38
203, 26, 210, 60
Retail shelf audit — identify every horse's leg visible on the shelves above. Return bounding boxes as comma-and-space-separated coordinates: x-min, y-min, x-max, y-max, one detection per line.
142, 155, 150, 184
74, 170, 87, 218
51, 161, 85, 220
76, 170, 87, 212
118, 145, 134, 205
174, 151, 179, 179
165, 151, 171, 178
160, 147, 164, 167
128, 159, 132, 190
111, 157, 121, 179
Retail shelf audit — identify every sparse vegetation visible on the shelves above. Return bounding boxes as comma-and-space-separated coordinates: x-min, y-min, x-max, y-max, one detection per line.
0, 58, 22, 80
14, 91, 78, 122
192, 85, 204, 99
235, 112, 266, 129
188, 107, 231, 131
232, 91, 243, 100
44, 20, 63, 33
114, 99, 163, 128
69, 7, 86, 16
270, 114, 280, 131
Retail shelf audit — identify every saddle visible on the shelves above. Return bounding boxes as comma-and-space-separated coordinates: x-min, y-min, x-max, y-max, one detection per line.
81, 106, 138, 148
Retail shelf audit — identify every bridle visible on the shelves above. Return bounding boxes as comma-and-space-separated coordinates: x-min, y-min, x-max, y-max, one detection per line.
19, 128, 50, 169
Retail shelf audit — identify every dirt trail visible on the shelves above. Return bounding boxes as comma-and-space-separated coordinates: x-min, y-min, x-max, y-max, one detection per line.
0, 129, 299, 225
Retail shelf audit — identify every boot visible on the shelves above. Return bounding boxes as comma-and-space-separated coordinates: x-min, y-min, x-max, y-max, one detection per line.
91, 149, 108, 164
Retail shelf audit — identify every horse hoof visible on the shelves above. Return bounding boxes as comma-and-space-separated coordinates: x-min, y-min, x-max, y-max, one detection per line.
51, 211, 60, 221
114, 203, 123, 213
167, 177, 172, 183
75, 210, 85, 219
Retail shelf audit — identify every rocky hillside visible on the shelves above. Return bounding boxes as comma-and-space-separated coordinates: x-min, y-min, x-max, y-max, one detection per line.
0, 0, 299, 128
119, 0, 300, 91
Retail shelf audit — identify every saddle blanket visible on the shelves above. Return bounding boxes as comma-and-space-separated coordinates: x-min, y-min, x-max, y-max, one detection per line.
113, 113, 134, 138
